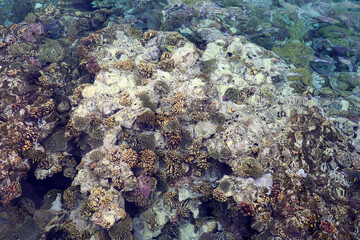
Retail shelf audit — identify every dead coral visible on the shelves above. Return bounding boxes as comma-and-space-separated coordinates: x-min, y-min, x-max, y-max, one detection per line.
72, 115, 92, 131
89, 149, 105, 162
121, 149, 138, 168
71, 83, 91, 105
138, 132, 156, 151
165, 32, 186, 49
232, 157, 264, 178
157, 59, 175, 72
105, 148, 122, 162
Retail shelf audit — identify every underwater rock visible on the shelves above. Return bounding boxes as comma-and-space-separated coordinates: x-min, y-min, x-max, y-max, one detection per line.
38, 39, 65, 63
43, 128, 68, 152
310, 57, 336, 74
330, 72, 359, 96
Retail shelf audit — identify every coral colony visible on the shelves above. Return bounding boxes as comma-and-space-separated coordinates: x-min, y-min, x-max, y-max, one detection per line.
0, 0, 360, 239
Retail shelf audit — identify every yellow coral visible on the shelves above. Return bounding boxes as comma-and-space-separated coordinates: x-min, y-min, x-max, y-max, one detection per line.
104, 115, 117, 128
114, 59, 134, 71
212, 187, 227, 202
88, 187, 112, 211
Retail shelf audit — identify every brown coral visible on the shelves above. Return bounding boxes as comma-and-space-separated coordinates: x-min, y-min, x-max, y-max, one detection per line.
113, 177, 124, 191
142, 30, 158, 43
137, 110, 155, 126
29, 106, 43, 119
192, 180, 212, 200
88, 187, 112, 211
38, 157, 53, 170
172, 92, 186, 115
104, 115, 117, 128
119, 91, 132, 106
121, 149, 138, 168
160, 52, 171, 61
63, 186, 79, 210
137, 60, 153, 78
212, 187, 227, 202
108, 214, 134, 240
176, 200, 191, 218
138, 149, 157, 175
114, 58, 134, 71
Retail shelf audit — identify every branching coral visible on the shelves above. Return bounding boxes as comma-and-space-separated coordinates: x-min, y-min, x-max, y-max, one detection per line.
137, 60, 153, 78
114, 59, 134, 71
121, 149, 138, 168
212, 187, 227, 203
138, 149, 157, 175
108, 214, 134, 240
88, 187, 112, 211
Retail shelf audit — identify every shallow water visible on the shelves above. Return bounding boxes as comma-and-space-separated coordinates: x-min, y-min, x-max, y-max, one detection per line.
0, 0, 359, 239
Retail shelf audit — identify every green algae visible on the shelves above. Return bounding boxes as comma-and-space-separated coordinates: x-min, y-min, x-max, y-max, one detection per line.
272, 41, 314, 67
287, 68, 312, 86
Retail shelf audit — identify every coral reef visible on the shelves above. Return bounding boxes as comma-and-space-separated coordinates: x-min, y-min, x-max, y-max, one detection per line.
0, 0, 359, 239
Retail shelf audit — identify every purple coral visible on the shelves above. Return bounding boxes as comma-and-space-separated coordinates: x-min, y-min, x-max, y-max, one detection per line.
131, 176, 155, 199
23, 24, 44, 43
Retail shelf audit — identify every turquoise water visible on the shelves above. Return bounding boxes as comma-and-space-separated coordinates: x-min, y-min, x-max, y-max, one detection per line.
0, 0, 359, 239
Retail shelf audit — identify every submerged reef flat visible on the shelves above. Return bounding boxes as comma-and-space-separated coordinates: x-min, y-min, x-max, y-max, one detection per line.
0, 0, 359, 240
64, 25, 359, 239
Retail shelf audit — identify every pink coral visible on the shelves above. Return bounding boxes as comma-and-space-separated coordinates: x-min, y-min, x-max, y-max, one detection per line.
321, 220, 335, 233
29, 57, 42, 68
237, 201, 253, 216
23, 24, 44, 43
